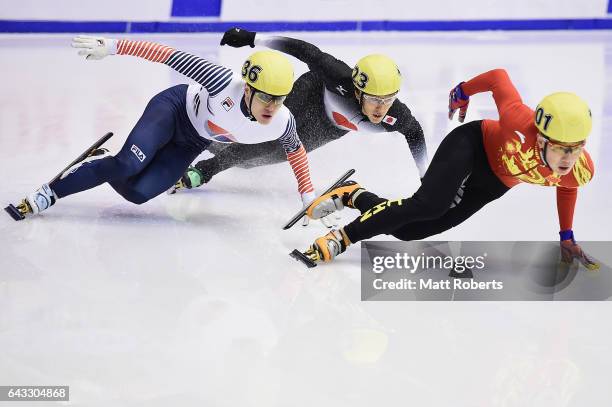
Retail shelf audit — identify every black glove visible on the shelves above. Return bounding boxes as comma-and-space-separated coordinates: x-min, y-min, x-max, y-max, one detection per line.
220, 28, 256, 48
194, 159, 220, 184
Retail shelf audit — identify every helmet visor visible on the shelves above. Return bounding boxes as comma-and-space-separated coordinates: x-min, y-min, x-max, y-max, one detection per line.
545, 137, 585, 156
253, 90, 287, 106
362, 92, 397, 106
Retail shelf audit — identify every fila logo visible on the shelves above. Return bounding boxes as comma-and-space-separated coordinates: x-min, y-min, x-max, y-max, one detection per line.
130, 144, 146, 162
383, 115, 397, 125
222, 97, 235, 111
514, 130, 526, 144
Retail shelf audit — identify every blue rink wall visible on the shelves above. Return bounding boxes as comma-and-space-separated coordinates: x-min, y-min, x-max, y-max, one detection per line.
3, 19, 612, 33
1, 0, 612, 32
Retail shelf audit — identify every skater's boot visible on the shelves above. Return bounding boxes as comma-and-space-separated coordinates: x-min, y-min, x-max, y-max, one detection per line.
305, 181, 365, 220
304, 228, 351, 263
25, 184, 57, 216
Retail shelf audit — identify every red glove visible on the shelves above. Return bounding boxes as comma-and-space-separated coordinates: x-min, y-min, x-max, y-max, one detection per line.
559, 230, 599, 271
448, 82, 470, 122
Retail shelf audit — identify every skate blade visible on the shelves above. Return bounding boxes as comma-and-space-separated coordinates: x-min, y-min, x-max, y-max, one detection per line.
283, 168, 355, 230
289, 249, 318, 268
4, 204, 25, 221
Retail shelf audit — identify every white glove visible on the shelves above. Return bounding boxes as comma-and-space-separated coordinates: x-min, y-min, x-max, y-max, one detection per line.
300, 192, 339, 228
71, 35, 117, 60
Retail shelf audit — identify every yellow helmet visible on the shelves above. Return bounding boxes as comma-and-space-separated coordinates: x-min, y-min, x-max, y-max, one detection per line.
535, 92, 592, 143
241, 50, 294, 96
352, 54, 402, 96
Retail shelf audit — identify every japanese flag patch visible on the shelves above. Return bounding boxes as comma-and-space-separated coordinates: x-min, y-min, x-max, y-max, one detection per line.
383, 115, 397, 125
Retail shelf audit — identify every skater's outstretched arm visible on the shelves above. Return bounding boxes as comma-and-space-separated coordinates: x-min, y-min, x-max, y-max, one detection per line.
278, 113, 314, 196
391, 100, 428, 178
460, 69, 523, 115
194, 140, 285, 183
557, 186, 578, 233
555, 156, 598, 270
72, 35, 232, 97
256, 36, 349, 75
450, 69, 529, 127
219, 28, 350, 79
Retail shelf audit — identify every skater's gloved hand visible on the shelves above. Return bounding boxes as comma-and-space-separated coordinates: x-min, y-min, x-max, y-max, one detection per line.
220, 28, 256, 48
183, 166, 206, 189
166, 166, 207, 195
448, 82, 470, 122
300, 191, 339, 228
71, 35, 117, 60
559, 230, 600, 271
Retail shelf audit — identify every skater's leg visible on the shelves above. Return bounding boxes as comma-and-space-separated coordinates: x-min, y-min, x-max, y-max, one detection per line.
110, 142, 200, 204
390, 183, 509, 241
342, 121, 484, 243
50, 88, 180, 199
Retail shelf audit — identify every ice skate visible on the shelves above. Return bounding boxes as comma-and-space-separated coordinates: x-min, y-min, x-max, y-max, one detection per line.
5, 184, 57, 220
305, 180, 364, 220
290, 229, 351, 267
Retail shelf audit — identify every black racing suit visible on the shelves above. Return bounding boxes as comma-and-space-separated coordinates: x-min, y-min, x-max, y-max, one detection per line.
196, 36, 428, 181
343, 120, 510, 243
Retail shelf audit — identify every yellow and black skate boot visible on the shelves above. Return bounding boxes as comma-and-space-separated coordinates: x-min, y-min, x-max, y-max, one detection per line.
304, 228, 351, 263
305, 181, 364, 220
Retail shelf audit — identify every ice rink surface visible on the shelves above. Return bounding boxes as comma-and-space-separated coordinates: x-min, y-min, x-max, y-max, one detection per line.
1, 31, 611, 406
